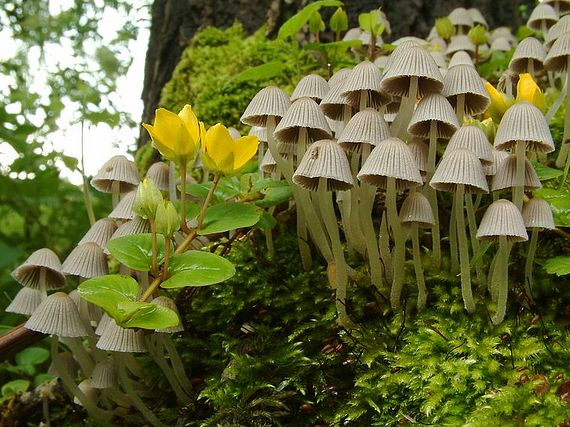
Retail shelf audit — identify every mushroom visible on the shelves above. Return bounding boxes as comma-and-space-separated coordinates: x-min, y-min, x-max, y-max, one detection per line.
442, 64, 490, 124
62, 242, 109, 279
509, 37, 546, 78
90, 359, 118, 389
544, 0, 570, 15
91, 155, 140, 207
291, 74, 329, 103
108, 189, 137, 221
544, 14, 570, 49
6, 287, 46, 316
448, 50, 475, 68
448, 7, 474, 35
340, 60, 391, 112
11, 248, 66, 294
78, 218, 117, 251
446, 35, 476, 58
527, 3, 559, 35
145, 162, 170, 193
321, 68, 355, 135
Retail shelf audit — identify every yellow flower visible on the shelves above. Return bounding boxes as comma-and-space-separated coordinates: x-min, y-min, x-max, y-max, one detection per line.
142, 105, 201, 163
516, 73, 546, 112
201, 123, 259, 176
484, 82, 512, 123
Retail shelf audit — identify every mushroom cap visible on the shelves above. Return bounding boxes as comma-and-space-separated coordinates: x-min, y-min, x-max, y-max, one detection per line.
337, 108, 391, 152
293, 139, 353, 191
384, 40, 422, 72
476, 199, 529, 242
491, 154, 542, 191
445, 125, 493, 165
320, 71, 355, 120
69, 289, 103, 325
399, 192, 435, 227
545, 14, 570, 49
380, 46, 444, 98
260, 150, 277, 174
408, 138, 429, 173
509, 37, 546, 73
494, 101, 554, 152
105, 216, 150, 255
96, 319, 147, 353
145, 162, 170, 192
95, 313, 111, 336
340, 61, 392, 109
11, 248, 66, 290
91, 155, 140, 193
490, 37, 512, 52
90, 360, 118, 389
468, 8, 488, 28
407, 93, 460, 138
448, 51, 475, 68
274, 97, 332, 144
48, 351, 79, 379
522, 197, 555, 229
62, 242, 108, 279
25, 292, 88, 337
151, 296, 184, 333
241, 86, 291, 127
442, 64, 490, 116
108, 189, 137, 220
357, 137, 423, 191
446, 35, 476, 57
527, 3, 559, 32
248, 126, 267, 143
483, 149, 510, 176
430, 148, 489, 193
6, 287, 46, 316
78, 218, 117, 251
544, 32, 570, 71
449, 7, 474, 29
291, 74, 329, 102
328, 68, 353, 86
489, 27, 517, 45
430, 51, 447, 68
544, 0, 570, 13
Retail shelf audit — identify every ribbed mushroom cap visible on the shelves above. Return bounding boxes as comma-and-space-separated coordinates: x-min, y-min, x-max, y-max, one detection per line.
337, 108, 391, 152
544, 0, 570, 13
490, 27, 517, 45
291, 74, 329, 102
145, 162, 170, 192
78, 219, 117, 250
274, 97, 332, 144
151, 296, 184, 333
491, 154, 542, 191
90, 360, 118, 389
96, 319, 147, 353
106, 216, 150, 251
509, 37, 546, 73
260, 150, 277, 174
91, 155, 140, 193
95, 314, 111, 336
468, 8, 488, 28
494, 101, 554, 152
449, 7, 474, 29
25, 292, 88, 337
12, 248, 66, 290
430, 148, 489, 193
523, 197, 555, 229
241, 86, 291, 127
6, 287, 46, 315
48, 352, 79, 379
407, 93, 460, 138
442, 64, 491, 116
340, 61, 392, 109
527, 3, 559, 32
321, 70, 355, 120
374, 55, 390, 71
430, 51, 447, 68
69, 289, 103, 325
380, 46, 444, 97
449, 50, 475, 68
446, 35, 476, 57
408, 138, 429, 173
399, 192, 435, 227
483, 149, 510, 176
445, 125, 493, 165
357, 137, 423, 190
293, 139, 353, 191
108, 189, 136, 220
490, 37, 512, 52
545, 15, 570, 49
62, 242, 108, 279
227, 127, 241, 140
384, 40, 421, 72
248, 126, 268, 143
544, 32, 570, 71
476, 199, 529, 241
328, 68, 352, 86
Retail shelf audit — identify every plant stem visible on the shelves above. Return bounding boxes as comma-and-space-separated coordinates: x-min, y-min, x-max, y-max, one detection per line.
491, 237, 511, 325
197, 174, 221, 230
161, 237, 171, 281
411, 223, 427, 310
455, 185, 475, 313
179, 159, 190, 233
387, 177, 405, 309
149, 219, 158, 276
138, 277, 162, 302
513, 140, 526, 211
524, 228, 539, 298
62, 337, 94, 377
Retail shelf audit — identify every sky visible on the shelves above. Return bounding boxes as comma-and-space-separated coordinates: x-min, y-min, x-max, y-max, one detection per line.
0, 0, 150, 185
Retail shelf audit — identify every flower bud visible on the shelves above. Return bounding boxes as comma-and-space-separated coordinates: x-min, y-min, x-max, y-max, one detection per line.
330, 8, 348, 34
484, 82, 513, 123
516, 73, 546, 112
133, 178, 163, 220
155, 201, 180, 238
309, 11, 325, 34
435, 17, 455, 40
468, 25, 488, 47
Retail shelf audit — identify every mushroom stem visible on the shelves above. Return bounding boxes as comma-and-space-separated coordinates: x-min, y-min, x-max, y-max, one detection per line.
491, 236, 511, 325
318, 177, 350, 326
456, 93, 465, 125
379, 212, 393, 283
449, 209, 459, 274
387, 177, 405, 309
426, 121, 442, 268
455, 184, 475, 313
557, 57, 570, 182
111, 180, 120, 208
524, 228, 539, 297
348, 153, 367, 255
410, 223, 427, 310
487, 254, 499, 302
513, 140, 526, 211
528, 59, 534, 80
465, 193, 486, 290
391, 77, 418, 140
61, 337, 94, 377
297, 128, 312, 270
162, 334, 193, 394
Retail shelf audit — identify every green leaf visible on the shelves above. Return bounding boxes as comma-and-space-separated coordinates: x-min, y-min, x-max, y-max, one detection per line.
278, 0, 342, 39
533, 188, 570, 227
16, 347, 49, 367
116, 301, 179, 329
161, 251, 236, 288
199, 203, 261, 235
78, 274, 140, 319
544, 256, 570, 276
107, 233, 167, 271
254, 211, 277, 229
305, 40, 363, 52
1, 380, 30, 400
532, 161, 563, 181
255, 185, 293, 208
228, 61, 285, 86
33, 374, 55, 387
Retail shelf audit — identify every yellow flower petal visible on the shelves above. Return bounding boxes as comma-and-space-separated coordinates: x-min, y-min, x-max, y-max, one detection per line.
142, 122, 177, 161
232, 135, 260, 171
203, 124, 234, 168
178, 105, 201, 149
516, 73, 545, 112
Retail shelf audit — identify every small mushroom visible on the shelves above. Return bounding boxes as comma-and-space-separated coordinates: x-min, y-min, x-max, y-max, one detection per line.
91, 155, 140, 207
